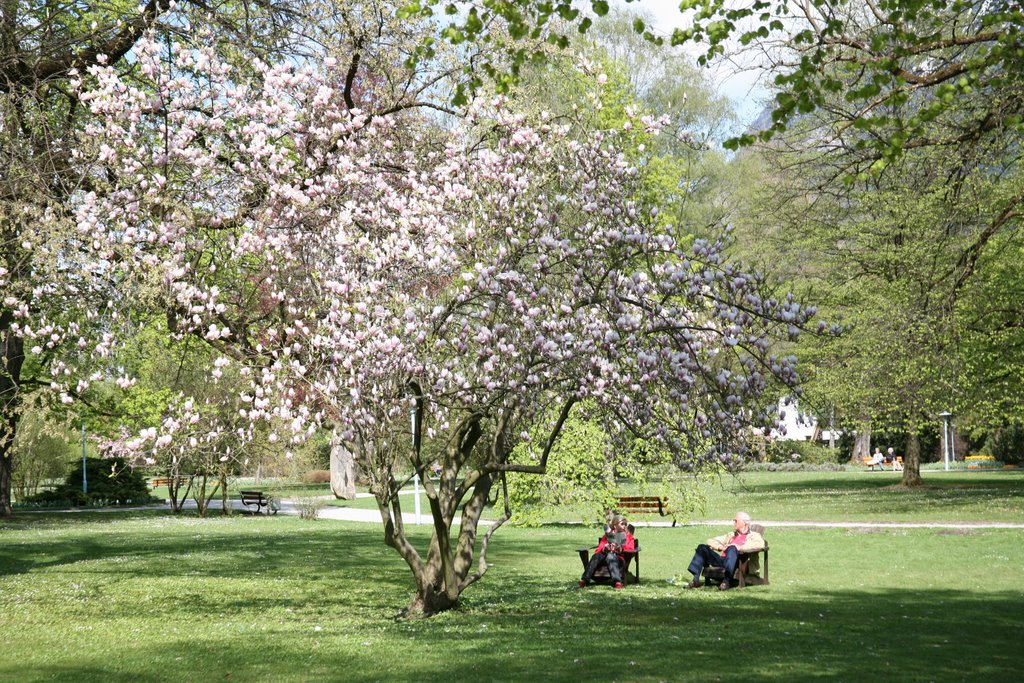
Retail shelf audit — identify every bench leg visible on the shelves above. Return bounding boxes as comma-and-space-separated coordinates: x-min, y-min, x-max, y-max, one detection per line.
577, 549, 590, 570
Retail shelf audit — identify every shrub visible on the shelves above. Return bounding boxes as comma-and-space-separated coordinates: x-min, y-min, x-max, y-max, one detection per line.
11, 410, 74, 500
23, 457, 155, 506
984, 426, 1024, 465
742, 461, 846, 472
303, 469, 331, 484
764, 439, 842, 465
294, 495, 325, 520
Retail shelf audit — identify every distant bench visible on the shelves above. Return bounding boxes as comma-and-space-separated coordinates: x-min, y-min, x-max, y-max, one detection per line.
239, 490, 278, 515
150, 476, 187, 488
615, 496, 675, 526
860, 456, 904, 471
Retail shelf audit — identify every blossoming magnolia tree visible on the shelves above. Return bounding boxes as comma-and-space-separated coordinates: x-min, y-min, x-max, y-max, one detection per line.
51, 35, 812, 615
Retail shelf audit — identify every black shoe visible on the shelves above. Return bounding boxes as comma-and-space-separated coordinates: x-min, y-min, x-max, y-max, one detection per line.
684, 578, 702, 589
718, 580, 730, 591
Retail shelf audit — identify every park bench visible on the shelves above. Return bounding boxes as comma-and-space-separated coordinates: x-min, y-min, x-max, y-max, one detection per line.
614, 496, 675, 526
239, 490, 278, 515
860, 456, 903, 471
701, 523, 769, 589
861, 456, 884, 471
577, 525, 641, 585
150, 476, 187, 488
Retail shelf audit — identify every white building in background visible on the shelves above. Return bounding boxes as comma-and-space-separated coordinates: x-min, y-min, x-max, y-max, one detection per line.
773, 399, 841, 442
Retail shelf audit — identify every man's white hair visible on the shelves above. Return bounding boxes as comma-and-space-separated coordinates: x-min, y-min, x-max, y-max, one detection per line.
736, 511, 751, 524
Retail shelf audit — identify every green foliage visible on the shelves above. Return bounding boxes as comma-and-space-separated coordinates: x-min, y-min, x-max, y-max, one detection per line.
22, 457, 153, 507
507, 413, 612, 526
678, 0, 1024, 163
984, 426, 1024, 466
506, 405, 707, 526
10, 409, 74, 500
764, 439, 841, 465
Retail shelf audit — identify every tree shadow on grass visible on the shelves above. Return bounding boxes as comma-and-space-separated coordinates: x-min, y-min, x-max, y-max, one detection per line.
0, 512, 403, 583
8, 584, 1018, 683
403, 582, 1022, 682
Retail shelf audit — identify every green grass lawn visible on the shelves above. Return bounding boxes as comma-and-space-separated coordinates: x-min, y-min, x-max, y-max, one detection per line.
696, 470, 1024, 522
2, 500, 1023, 682
230, 470, 1024, 525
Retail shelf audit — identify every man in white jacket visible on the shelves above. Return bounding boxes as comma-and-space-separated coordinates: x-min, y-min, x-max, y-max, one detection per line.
683, 511, 766, 591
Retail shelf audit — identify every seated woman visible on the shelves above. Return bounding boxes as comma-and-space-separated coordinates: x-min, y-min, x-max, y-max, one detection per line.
579, 515, 635, 589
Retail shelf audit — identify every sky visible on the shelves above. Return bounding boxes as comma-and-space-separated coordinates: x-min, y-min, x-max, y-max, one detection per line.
610, 0, 771, 125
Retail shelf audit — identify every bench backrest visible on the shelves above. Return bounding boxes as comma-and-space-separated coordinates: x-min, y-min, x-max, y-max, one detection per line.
615, 496, 666, 511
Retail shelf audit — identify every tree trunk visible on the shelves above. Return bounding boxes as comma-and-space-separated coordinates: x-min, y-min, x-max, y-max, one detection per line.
900, 431, 924, 486
0, 320, 25, 517
219, 473, 231, 516
330, 442, 357, 499
853, 421, 871, 461
406, 581, 460, 616
0, 445, 13, 517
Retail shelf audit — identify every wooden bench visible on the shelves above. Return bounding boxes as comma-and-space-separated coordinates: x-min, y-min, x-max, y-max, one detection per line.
577, 526, 641, 585
702, 523, 769, 588
615, 496, 675, 526
860, 456, 903, 471
150, 476, 187, 488
239, 490, 278, 515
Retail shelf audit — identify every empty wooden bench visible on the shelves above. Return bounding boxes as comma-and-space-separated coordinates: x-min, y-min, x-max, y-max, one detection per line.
615, 496, 675, 526
150, 476, 187, 488
239, 490, 278, 514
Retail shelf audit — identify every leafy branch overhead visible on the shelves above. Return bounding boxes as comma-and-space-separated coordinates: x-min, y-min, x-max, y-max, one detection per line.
413, 1, 1024, 163
397, 0, 660, 103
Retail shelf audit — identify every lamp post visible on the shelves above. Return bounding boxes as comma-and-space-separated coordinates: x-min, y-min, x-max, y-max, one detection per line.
81, 419, 88, 494
938, 411, 953, 472
410, 406, 421, 525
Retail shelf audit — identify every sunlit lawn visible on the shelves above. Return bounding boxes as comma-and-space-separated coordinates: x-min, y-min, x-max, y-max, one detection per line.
2, 491, 1023, 682
214, 470, 1024, 525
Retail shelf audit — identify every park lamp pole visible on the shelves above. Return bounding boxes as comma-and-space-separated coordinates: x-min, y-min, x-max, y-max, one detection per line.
410, 406, 421, 525
939, 411, 953, 472
81, 419, 88, 494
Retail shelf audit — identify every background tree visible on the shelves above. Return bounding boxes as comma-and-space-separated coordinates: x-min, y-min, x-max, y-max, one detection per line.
0, 0, 308, 516
709, 0, 1024, 485
0, 0, 490, 516
9, 404, 75, 501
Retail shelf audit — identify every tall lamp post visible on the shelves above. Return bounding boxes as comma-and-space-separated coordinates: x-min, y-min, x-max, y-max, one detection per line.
81, 419, 88, 494
938, 411, 954, 472
410, 406, 421, 525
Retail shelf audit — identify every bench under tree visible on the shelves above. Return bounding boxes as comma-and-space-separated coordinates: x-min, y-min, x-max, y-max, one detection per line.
614, 496, 675, 526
